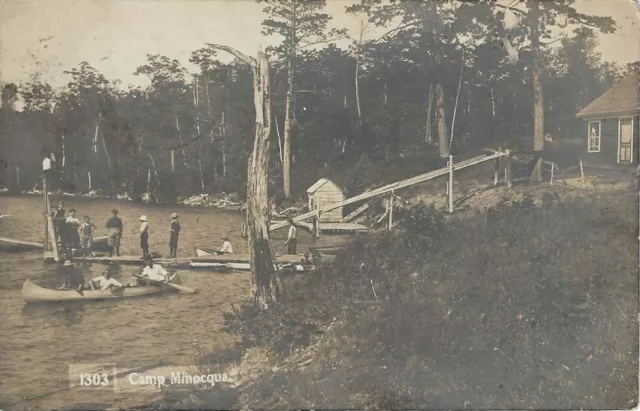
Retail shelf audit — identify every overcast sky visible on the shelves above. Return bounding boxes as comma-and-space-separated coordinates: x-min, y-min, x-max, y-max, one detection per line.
0, 0, 638, 90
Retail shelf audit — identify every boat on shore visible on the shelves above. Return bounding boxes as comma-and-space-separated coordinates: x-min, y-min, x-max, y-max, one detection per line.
21, 279, 176, 303
195, 247, 219, 257
0, 236, 109, 253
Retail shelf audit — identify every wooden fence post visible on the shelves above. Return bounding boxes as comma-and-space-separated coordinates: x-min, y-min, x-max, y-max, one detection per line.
550, 162, 554, 185
448, 155, 454, 213
388, 192, 394, 230
579, 158, 585, 188
313, 215, 321, 238
43, 176, 48, 252
494, 157, 500, 186
505, 150, 512, 188
314, 197, 321, 238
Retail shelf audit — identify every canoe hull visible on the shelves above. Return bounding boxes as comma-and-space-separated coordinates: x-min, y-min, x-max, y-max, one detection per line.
22, 279, 174, 303
0, 236, 108, 254
195, 247, 219, 257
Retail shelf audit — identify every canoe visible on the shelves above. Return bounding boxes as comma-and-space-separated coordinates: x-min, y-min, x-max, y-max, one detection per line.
0, 236, 108, 253
21, 279, 175, 303
0, 237, 43, 252
195, 247, 218, 257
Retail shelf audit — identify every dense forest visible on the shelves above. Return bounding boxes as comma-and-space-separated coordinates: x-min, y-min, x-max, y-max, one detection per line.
0, 1, 634, 202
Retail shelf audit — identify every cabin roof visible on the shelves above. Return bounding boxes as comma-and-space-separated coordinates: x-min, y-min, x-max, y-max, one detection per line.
307, 178, 343, 194
576, 73, 639, 119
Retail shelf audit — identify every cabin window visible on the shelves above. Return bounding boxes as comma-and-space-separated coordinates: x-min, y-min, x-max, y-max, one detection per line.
587, 121, 601, 153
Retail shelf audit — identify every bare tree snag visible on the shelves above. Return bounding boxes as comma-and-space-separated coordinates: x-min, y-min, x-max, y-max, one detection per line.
283, 55, 293, 198
207, 43, 279, 309
435, 83, 449, 158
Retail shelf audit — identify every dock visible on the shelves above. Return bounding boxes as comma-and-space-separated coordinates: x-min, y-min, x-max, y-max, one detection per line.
43, 253, 306, 271
270, 221, 369, 235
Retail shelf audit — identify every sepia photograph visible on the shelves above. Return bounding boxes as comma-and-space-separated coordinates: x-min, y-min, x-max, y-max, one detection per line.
0, 0, 638, 409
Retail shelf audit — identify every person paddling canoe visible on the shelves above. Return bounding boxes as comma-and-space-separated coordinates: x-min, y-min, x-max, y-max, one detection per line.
138, 255, 169, 284
217, 236, 233, 254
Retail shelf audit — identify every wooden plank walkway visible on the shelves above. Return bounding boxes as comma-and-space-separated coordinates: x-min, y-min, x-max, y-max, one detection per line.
270, 152, 507, 232
43, 253, 305, 270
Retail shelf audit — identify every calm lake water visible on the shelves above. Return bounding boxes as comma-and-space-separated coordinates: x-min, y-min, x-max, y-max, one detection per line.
0, 195, 348, 410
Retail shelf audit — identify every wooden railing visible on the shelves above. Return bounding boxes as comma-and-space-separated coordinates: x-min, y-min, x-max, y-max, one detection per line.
270, 150, 511, 232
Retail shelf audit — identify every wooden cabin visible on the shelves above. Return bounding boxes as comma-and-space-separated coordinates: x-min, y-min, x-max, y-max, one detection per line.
306, 178, 345, 223
576, 73, 639, 165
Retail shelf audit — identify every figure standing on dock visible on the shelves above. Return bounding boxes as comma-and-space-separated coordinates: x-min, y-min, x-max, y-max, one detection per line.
80, 215, 97, 257
42, 153, 52, 181
65, 209, 81, 255
139, 215, 149, 259
52, 201, 66, 245
106, 209, 123, 257
285, 218, 297, 255
169, 213, 181, 258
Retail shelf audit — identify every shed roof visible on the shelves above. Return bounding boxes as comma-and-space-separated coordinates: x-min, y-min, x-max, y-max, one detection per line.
576, 73, 639, 119
307, 178, 343, 194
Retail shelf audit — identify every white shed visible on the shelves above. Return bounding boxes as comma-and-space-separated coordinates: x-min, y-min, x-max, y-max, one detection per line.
307, 178, 345, 222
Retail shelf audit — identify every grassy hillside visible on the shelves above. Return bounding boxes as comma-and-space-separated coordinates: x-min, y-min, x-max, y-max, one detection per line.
154, 179, 638, 410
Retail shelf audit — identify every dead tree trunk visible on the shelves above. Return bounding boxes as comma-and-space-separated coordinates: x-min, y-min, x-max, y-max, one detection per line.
283, 54, 294, 198
435, 82, 449, 158
530, 1, 544, 181
354, 20, 364, 131
207, 43, 279, 308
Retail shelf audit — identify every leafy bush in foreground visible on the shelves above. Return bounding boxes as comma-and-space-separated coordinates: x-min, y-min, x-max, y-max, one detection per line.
223, 192, 638, 409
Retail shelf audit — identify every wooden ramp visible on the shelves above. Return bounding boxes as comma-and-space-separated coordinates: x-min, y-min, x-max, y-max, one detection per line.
270, 151, 508, 232
269, 221, 369, 234
292, 221, 369, 234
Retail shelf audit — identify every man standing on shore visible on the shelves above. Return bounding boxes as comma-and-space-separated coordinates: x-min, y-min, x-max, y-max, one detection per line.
169, 213, 181, 258
106, 209, 123, 257
285, 218, 297, 255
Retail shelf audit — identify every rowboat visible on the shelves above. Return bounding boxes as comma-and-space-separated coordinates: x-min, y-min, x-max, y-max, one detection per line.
21, 279, 176, 303
195, 247, 218, 257
0, 237, 43, 252
0, 236, 108, 253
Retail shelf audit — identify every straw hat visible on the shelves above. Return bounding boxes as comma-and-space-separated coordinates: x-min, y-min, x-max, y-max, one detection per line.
63, 260, 75, 267
139, 215, 148, 222
222, 236, 229, 241
171, 213, 179, 219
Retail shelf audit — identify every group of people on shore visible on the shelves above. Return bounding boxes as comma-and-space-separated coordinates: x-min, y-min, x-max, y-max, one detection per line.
53, 204, 239, 259
52, 201, 97, 258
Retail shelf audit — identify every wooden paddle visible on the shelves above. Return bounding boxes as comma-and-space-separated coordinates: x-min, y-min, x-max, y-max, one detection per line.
133, 273, 195, 294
